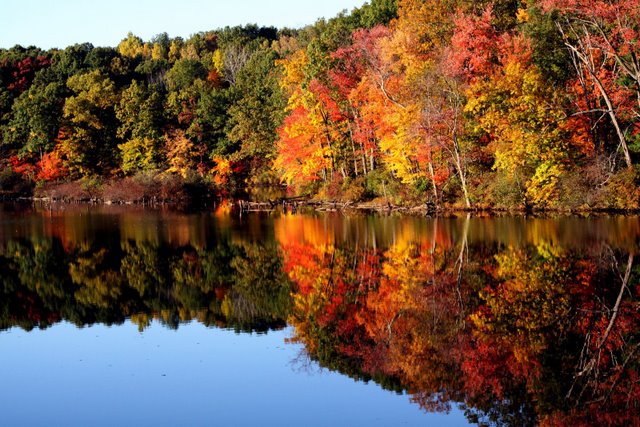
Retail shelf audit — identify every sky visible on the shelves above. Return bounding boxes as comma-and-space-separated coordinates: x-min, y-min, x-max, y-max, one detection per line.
0, 0, 368, 50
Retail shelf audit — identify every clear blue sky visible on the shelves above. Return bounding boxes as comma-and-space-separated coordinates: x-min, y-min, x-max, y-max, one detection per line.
0, 0, 368, 49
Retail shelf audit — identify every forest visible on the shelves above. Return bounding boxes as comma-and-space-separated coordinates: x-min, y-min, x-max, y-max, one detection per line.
1, 0, 640, 210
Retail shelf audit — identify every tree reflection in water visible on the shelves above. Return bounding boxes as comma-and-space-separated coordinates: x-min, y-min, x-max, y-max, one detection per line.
0, 204, 638, 426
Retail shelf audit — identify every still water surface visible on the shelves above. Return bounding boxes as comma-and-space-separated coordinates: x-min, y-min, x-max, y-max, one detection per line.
0, 203, 638, 426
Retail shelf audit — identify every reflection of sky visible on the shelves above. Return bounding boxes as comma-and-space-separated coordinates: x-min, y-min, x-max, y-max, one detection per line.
0, 322, 470, 426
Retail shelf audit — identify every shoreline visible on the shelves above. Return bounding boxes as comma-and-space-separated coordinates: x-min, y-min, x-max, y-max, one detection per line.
238, 199, 640, 216
2, 194, 640, 216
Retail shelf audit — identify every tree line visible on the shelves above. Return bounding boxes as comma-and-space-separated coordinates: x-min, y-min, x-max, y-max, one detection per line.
1, 0, 640, 209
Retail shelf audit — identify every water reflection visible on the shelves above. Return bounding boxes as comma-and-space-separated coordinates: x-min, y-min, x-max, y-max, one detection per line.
0, 204, 289, 333
1, 203, 639, 426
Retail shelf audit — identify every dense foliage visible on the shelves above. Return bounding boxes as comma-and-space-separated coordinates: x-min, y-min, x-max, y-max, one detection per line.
2, 0, 640, 209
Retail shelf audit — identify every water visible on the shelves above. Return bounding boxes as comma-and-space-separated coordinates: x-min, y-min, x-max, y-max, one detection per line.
0, 203, 638, 426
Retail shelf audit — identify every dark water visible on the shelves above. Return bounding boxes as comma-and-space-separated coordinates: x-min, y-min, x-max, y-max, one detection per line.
0, 203, 638, 426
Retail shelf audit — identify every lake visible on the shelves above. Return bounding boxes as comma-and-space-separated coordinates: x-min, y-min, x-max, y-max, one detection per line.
0, 203, 638, 426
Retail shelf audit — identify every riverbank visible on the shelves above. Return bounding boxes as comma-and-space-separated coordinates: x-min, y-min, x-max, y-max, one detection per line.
4, 192, 639, 217
1, 175, 214, 206
237, 198, 640, 216
2, 175, 640, 215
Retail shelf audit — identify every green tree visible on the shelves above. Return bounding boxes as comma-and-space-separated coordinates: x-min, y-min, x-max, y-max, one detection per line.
189, 80, 230, 160
165, 58, 207, 91
226, 48, 286, 183
3, 80, 65, 159
60, 69, 119, 177
115, 81, 164, 173
350, 0, 398, 28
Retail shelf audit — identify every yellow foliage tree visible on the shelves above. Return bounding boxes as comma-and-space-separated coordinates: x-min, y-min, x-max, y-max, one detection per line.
465, 48, 572, 208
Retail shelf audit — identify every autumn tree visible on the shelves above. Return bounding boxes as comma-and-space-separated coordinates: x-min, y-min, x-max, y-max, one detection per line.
541, 0, 640, 169
164, 128, 198, 178
274, 50, 344, 189
465, 39, 575, 208
0, 47, 52, 154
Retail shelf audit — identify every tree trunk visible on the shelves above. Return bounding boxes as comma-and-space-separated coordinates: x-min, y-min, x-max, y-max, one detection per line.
452, 134, 471, 208
427, 161, 439, 205
559, 25, 633, 169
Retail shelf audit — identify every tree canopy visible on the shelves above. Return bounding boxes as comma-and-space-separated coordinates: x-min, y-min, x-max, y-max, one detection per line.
2, 1, 640, 209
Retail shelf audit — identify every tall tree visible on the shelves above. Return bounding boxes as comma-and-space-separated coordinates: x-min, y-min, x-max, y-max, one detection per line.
115, 81, 165, 174
59, 69, 119, 177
